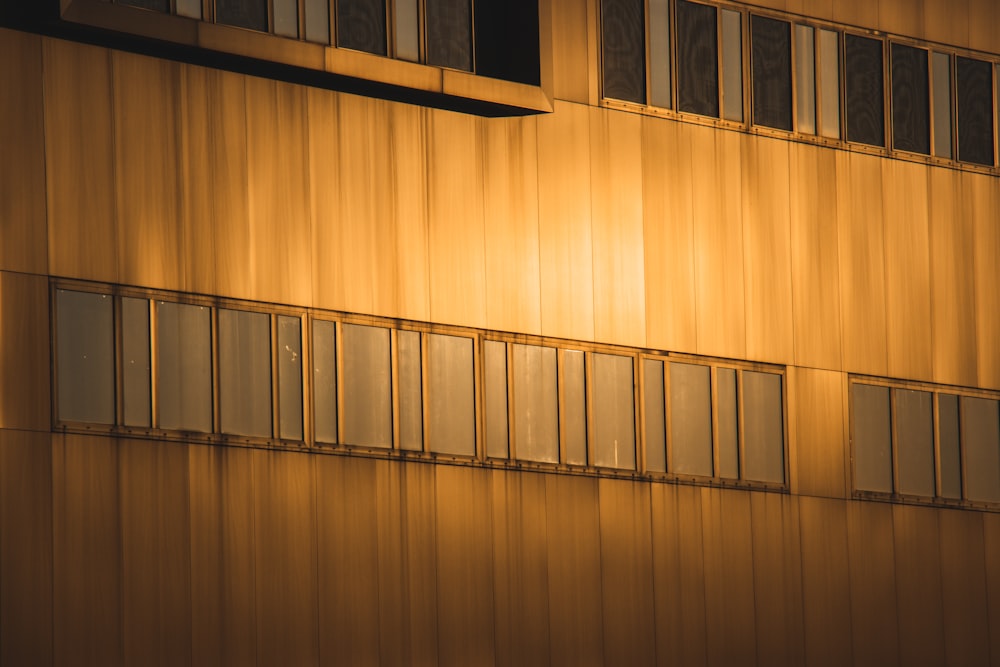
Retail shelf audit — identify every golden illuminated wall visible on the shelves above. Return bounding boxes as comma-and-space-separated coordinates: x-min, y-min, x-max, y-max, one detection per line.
2, 0, 1000, 663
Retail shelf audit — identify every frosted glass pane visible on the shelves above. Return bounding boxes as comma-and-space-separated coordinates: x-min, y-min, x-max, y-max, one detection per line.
644, 360, 666, 473
852, 384, 891, 493
274, 0, 298, 37
512, 345, 559, 463
743, 371, 784, 484
122, 297, 151, 427
717, 368, 739, 479
218, 309, 271, 438
175, 0, 201, 19
157, 301, 212, 432
938, 394, 962, 498
342, 323, 392, 448
56, 290, 114, 424
932, 52, 952, 158
484, 341, 509, 458
277, 316, 302, 441
961, 397, 1000, 503
669, 362, 712, 476
796, 24, 816, 134
721, 9, 743, 121
591, 353, 636, 470
398, 330, 423, 451
394, 0, 420, 61
562, 350, 588, 465
305, 0, 330, 43
427, 334, 475, 456
893, 389, 934, 497
313, 320, 337, 444
649, 0, 671, 108
819, 29, 840, 138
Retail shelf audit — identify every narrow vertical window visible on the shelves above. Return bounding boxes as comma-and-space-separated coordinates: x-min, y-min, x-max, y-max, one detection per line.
313, 320, 338, 444
751, 15, 792, 130
561, 350, 588, 465
397, 330, 423, 451
342, 323, 392, 448
891, 43, 930, 155
852, 383, 892, 493
426, 0, 473, 72
720, 9, 743, 122
643, 359, 667, 473
676, 0, 718, 117
175, 0, 201, 18
56, 290, 114, 424
648, 0, 672, 108
218, 309, 272, 438
601, 0, 647, 104
394, 0, 421, 61
957, 56, 995, 166
932, 52, 953, 158
960, 397, 1000, 503
484, 340, 509, 458
304, 0, 330, 43
122, 297, 151, 428
893, 388, 934, 496
338, 0, 388, 56
512, 344, 559, 464
216, 0, 268, 32
590, 353, 636, 471
937, 394, 962, 498
669, 362, 713, 477
845, 34, 884, 147
426, 333, 475, 456
818, 29, 841, 138
157, 301, 212, 433
717, 368, 739, 479
795, 24, 816, 134
273, 0, 299, 38
742, 371, 784, 484
277, 316, 303, 441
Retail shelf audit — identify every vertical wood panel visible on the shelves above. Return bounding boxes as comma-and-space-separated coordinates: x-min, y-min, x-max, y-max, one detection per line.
799, 496, 853, 667
922, 0, 969, 48
589, 107, 646, 347
882, 160, 932, 381
52, 434, 122, 667
435, 466, 495, 666
597, 478, 655, 664
0, 430, 52, 666
120, 440, 192, 667
245, 78, 312, 305
307, 87, 343, 310
692, 126, 746, 360
189, 445, 257, 667
892, 504, 946, 667
42, 38, 118, 283
701, 487, 757, 667
427, 109, 487, 328
970, 173, 1000, 390
837, 152, 887, 377
316, 456, 380, 666
483, 117, 543, 335
113, 51, 182, 290
641, 117, 697, 354
253, 449, 319, 667
789, 144, 841, 370
537, 101, 595, 341
650, 483, 708, 666
546, 474, 604, 667
984, 512, 1000, 667
0, 272, 49, 431
938, 510, 991, 666
490, 469, 550, 667
742, 136, 793, 365
967, 0, 998, 53
550, 0, 590, 102
832, 0, 878, 31
879, 0, 925, 38
787, 367, 848, 498
0, 29, 46, 275
846, 501, 899, 667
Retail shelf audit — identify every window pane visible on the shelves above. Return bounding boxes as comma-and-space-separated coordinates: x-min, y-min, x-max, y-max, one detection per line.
394, 0, 420, 61
341, 323, 392, 448
313, 320, 337, 444
484, 341, 509, 458
304, 0, 329, 43
938, 394, 962, 498
893, 388, 934, 496
669, 362, 712, 477
649, 0, 671, 108
845, 34, 884, 146
157, 301, 212, 433
676, 0, 718, 117
819, 29, 841, 138
644, 359, 666, 473
122, 297, 151, 427
338, 0, 387, 56
216, 0, 268, 32
961, 397, 1000, 503
218, 309, 271, 438
795, 24, 816, 134
957, 56, 995, 166
891, 43, 930, 154
562, 350, 588, 465
427, 334, 475, 456
426, 0, 473, 71
398, 330, 423, 451
513, 344, 559, 464
721, 9, 743, 122
932, 52, 952, 158
742, 371, 784, 483
717, 368, 739, 479
175, 0, 201, 18
601, 0, 646, 104
591, 353, 635, 470
274, 0, 298, 37
56, 290, 114, 424
852, 383, 892, 493
751, 15, 792, 130
277, 316, 303, 441
119, 0, 168, 11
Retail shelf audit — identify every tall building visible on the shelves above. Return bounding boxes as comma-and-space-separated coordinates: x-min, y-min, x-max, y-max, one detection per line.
1, 0, 999, 664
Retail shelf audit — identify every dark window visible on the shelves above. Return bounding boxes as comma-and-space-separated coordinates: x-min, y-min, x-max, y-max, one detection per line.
891, 44, 930, 154
717, 368, 739, 479
845, 34, 885, 146
426, 333, 475, 456
313, 320, 338, 444
669, 362, 713, 476
56, 290, 115, 424
475, 0, 541, 84
484, 340, 509, 458
277, 316, 303, 441
216, 0, 268, 32
852, 383, 892, 492
601, 0, 646, 104
341, 323, 392, 448
676, 0, 719, 117
562, 350, 588, 465
157, 301, 212, 433
122, 297, 151, 428
751, 15, 793, 130
893, 388, 934, 496
426, 0, 473, 71
591, 353, 636, 470
512, 344, 559, 464
644, 360, 667, 473
337, 0, 388, 56
397, 330, 423, 451
957, 56, 995, 166
218, 309, 272, 438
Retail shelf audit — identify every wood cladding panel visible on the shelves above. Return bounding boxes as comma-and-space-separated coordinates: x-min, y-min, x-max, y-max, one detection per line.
52, 434, 122, 667
922, 0, 969, 49
113, 51, 182, 290
0, 430, 52, 666
879, 0, 925, 40
307, 87, 344, 311
188, 445, 257, 667
641, 116, 697, 354
550, 0, 590, 102
787, 366, 847, 498
789, 143, 841, 370
846, 501, 899, 667
0, 30, 46, 275
427, 109, 487, 328
483, 116, 543, 335
967, 0, 999, 53
489, 470, 550, 667
742, 135, 793, 365
938, 510, 991, 666
589, 107, 646, 347
984, 513, 1000, 667
892, 504, 946, 667
42, 38, 118, 283
0, 273, 49, 432
537, 101, 595, 342
969, 173, 1000, 390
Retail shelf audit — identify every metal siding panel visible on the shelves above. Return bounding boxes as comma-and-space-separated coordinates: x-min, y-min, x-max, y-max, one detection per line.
893, 504, 946, 667
970, 173, 1000, 389
984, 513, 1000, 667
0, 274, 50, 432
847, 501, 900, 667
939, 510, 991, 666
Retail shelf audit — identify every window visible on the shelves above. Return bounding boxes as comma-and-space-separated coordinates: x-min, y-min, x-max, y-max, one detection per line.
484, 340, 509, 458
218, 308, 272, 438
313, 319, 338, 444
590, 352, 636, 470
845, 33, 885, 146
157, 301, 213, 433
891, 43, 930, 154
600, 0, 646, 103
669, 362, 713, 476
55, 290, 115, 424
676, 0, 718, 117
932, 52, 953, 157
341, 323, 392, 448
511, 343, 559, 463
426, 333, 476, 456
957, 56, 995, 166
751, 14, 792, 130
